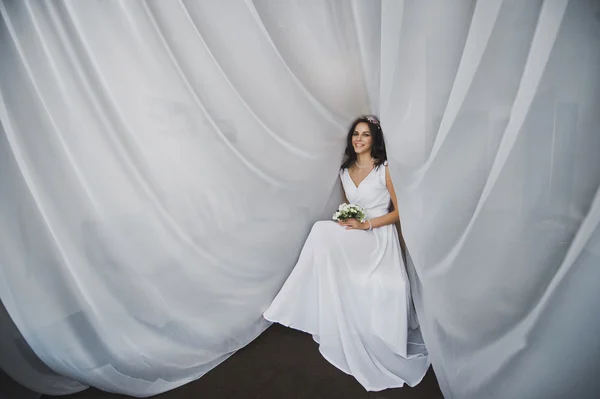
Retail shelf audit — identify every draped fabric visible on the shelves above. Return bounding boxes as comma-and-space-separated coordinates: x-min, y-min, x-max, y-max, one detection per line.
379, 1, 600, 397
1, 1, 599, 398
0, 1, 373, 396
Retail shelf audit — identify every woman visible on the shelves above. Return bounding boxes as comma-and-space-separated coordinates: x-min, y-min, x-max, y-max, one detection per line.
263, 116, 429, 391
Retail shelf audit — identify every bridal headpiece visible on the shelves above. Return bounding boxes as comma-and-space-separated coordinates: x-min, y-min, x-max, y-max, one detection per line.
364, 115, 380, 127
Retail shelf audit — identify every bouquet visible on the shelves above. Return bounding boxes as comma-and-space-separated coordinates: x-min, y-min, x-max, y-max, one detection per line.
332, 203, 367, 223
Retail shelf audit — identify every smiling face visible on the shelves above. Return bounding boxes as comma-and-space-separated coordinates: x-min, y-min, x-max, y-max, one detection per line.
341, 116, 388, 170
352, 122, 372, 155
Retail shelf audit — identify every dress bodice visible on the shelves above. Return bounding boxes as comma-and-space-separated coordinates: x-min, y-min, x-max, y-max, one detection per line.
340, 162, 391, 219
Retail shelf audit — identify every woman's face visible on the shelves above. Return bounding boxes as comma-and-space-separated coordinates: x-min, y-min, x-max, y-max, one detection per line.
352, 122, 372, 155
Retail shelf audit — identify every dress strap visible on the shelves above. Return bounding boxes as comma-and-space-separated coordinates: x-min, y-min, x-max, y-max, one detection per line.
379, 161, 388, 187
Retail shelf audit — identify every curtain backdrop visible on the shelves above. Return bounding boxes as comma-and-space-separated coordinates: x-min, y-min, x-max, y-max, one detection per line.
380, 1, 600, 397
1, 1, 599, 398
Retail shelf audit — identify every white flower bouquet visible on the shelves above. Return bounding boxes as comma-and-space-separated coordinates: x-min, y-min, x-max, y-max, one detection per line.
332, 203, 367, 223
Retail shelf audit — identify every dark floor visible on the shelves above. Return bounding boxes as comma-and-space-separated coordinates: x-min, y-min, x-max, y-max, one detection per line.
40, 324, 442, 399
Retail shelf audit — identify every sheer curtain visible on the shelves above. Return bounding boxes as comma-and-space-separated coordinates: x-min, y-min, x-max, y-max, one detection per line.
0, 0, 374, 396
380, 0, 600, 397
1, 1, 599, 398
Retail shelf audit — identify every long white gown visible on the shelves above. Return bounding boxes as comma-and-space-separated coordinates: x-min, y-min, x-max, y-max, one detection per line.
263, 162, 430, 391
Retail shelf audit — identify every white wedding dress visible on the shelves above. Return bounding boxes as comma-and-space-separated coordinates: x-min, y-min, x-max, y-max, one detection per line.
263, 162, 429, 391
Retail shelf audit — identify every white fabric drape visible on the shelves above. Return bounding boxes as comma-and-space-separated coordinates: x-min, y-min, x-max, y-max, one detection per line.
1, 0, 599, 398
380, 0, 600, 398
0, 0, 374, 396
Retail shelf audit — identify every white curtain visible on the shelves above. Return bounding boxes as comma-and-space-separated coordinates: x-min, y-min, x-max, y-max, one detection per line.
380, 0, 600, 398
1, 1, 599, 398
0, 0, 374, 396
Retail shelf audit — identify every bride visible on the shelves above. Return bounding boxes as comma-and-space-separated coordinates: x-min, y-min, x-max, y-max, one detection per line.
263, 115, 429, 391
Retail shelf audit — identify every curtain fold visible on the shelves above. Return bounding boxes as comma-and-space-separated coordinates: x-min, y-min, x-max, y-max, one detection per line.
381, 0, 600, 397
0, 0, 372, 396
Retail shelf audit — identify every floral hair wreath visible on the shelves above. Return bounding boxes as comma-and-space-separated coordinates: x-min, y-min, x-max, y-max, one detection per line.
364, 115, 380, 127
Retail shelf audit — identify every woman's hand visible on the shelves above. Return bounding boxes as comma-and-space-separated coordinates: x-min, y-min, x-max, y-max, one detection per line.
338, 218, 367, 230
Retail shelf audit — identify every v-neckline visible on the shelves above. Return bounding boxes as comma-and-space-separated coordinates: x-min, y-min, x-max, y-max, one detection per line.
347, 166, 376, 189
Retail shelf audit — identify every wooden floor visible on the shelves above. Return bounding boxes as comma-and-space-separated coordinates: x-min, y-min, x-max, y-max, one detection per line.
40, 324, 442, 399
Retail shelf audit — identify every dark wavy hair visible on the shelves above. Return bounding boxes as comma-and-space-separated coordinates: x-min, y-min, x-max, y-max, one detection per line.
340, 115, 387, 170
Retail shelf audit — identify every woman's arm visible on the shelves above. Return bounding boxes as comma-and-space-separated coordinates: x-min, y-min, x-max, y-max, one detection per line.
340, 170, 349, 204
365, 165, 400, 229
